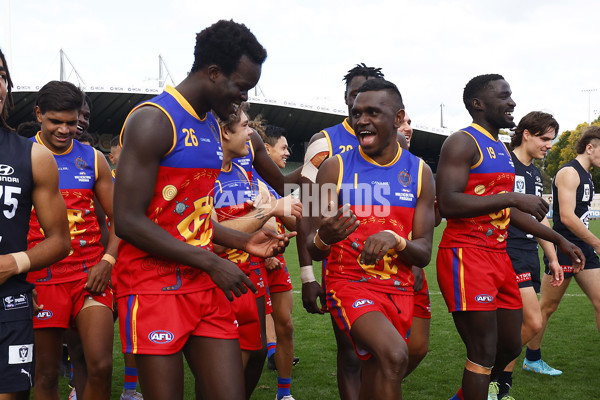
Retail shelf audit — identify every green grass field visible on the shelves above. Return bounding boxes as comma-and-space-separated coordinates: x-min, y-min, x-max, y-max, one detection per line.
58, 221, 600, 399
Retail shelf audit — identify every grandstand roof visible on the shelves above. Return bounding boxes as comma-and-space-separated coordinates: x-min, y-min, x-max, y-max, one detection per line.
8, 84, 453, 171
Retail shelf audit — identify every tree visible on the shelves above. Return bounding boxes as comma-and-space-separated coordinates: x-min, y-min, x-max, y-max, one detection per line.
545, 116, 600, 189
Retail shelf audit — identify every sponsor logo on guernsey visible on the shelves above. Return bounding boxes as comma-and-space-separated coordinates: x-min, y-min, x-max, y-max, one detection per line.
3, 294, 29, 310
475, 294, 494, 304
0, 164, 15, 175
352, 299, 374, 308
36, 310, 53, 320
148, 330, 174, 344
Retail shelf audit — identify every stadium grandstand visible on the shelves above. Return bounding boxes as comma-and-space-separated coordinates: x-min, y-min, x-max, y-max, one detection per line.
6, 50, 474, 173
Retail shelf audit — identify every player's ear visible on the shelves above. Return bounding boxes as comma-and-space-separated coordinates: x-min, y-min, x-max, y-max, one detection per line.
472, 97, 484, 112
207, 64, 222, 82
35, 106, 43, 123
394, 109, 406, 130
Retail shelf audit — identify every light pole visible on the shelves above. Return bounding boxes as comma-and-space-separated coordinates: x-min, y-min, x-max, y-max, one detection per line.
582, 88, 597, 124
440, 103, 446, 128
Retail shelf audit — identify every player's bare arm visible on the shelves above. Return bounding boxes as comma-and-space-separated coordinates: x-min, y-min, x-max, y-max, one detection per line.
555, 166, 600, 252
437, 132, 548, 220
360, 162, 435, 268
0, 144, 71, 285
297, 133, 329, 313
538, 217, 564, 286
115, 106, 255, 300
212, 221, 294, 260
307, 156, 359, 261
83, 150, 120, 295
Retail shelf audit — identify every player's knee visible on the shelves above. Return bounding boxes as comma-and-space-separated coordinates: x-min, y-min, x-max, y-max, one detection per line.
275, 317, 294, 339
86, 357, 113, 381
527, 317, 543, 337
377, 348, 408, 378
34, 368, 60, 391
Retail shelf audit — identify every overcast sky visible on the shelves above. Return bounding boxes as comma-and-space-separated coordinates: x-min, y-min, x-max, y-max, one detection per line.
2, 0, 600, 135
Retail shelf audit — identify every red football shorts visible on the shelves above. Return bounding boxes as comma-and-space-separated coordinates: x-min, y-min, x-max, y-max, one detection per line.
250, 263, 272, 314
413, 272, 431, 319
437, 247, 522, 312
118, 288, 238, 355
34, 279, 113, 329
267, 264, 292, 294
326, 280, 413, 360
230, 290, 261, 351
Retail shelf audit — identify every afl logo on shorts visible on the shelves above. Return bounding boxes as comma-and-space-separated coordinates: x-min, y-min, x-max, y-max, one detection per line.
353, 299, 374, 308
0, 164, 14, 175
36, 310, 53, 320
475, 294, 494, 304
149, 330, 174, 344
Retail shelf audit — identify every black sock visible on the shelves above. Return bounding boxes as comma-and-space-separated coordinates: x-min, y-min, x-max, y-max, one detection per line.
498, 371, 512, 398
525, 347, 542, 362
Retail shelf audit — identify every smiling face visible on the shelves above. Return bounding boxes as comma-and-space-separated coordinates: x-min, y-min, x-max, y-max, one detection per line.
223, 110, 252, 159
398, 112, 413, 147
75, 100, 91, 139
210, 55, 261, 121
351, 89, 403, 160
36, 107, 79, 153
477, 79, 517, 130
266, 136, 290, 169
523, 127, 556, 160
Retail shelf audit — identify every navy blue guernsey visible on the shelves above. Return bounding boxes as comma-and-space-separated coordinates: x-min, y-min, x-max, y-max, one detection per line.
552, 159, 594, 247
0, 128, 35, 298
507, 152, 544, 250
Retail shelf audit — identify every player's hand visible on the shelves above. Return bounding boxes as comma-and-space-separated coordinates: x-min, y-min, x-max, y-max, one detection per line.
0, 254, 19, 286
85, 260, 112, 295
32, 289, 43, 316
412, 266, 424, 292
246, 229, 296, 258
318, 203, 360, 246
513, 193, 549, 221
547, 258, 564, 287
266, 195, 303, 220
557, 239, 585, 273
359, 231, 397, 265
208, 257, 257, 301
265, 257, 282, 271
302, 280, 326, 314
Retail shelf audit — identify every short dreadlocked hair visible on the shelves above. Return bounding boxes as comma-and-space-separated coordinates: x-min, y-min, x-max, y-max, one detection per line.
463, 73, 505, 113
343, 63, 384, 89
191, 20, 267, 76
357, 79, 404, 110
0, 47, 14, 130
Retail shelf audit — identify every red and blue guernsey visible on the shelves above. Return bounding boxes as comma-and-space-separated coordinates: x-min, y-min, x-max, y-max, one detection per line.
27, 134, 103, 285
322, 118, 357, 158
325, 145, 425, 294
116, 86, 223, 297
213, 162, 261, 275
440, 124, 515, 250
